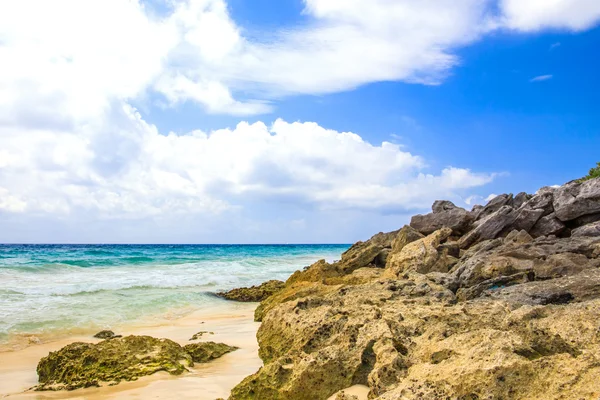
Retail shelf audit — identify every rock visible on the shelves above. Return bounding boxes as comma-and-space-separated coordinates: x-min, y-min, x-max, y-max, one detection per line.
432, 200, 459, 213
553, 178, 600, 221
513, 192, 531, 209
476, 194, 513, 221
512, 207, 545, 232
458, 206, 517, 249
36, 336, 193, 390
216, 280, 285, 302
524, 189, 555, 216
93, 330, 121, 340
452, 235, 600, 291
410, 204, 473, 235
189, 331, 214, 341
183, 342, 238, 363
529, 214, 566, 237
385, 228, 454, 276
482, 268, 600, 305
390, 225, 424, 253
571, 212, 600, 228
572, 221, 600, 237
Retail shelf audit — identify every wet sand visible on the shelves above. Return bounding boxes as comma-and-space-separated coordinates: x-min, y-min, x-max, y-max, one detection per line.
0, 302, 261, 399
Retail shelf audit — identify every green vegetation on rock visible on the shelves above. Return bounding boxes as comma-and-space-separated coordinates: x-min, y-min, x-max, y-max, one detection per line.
216, 280, 285, 302
183, 341, 238, 363
37, 336, 192, 391
36, 336, 238, 391
578, 162, 600, 182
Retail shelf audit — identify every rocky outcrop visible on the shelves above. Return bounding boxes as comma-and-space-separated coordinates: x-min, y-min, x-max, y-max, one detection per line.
229, 177, 600, 400
93, 330, 121, 339
183, 342, 238, 363
216, 280, 285, 302
36, 336, 237, 391
410, 201, 473, 235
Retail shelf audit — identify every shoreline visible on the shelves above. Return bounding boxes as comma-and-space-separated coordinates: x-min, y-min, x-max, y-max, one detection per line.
0, 302, 261, 399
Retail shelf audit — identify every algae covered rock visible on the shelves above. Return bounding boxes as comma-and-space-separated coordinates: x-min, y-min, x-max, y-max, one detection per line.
93, 330, 121, 339
183, 341, 238, 363
36, 336, 192, 390
217, 280, 285, 302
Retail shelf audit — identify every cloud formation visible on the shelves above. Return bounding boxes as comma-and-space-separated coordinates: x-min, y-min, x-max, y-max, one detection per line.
530, 74, 554, 82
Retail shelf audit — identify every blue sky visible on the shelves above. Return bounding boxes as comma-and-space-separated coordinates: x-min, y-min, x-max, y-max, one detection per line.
0, 0, 599, 243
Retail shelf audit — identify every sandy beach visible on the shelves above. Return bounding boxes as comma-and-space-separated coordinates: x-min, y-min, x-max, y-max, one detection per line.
0, 302, 261, 400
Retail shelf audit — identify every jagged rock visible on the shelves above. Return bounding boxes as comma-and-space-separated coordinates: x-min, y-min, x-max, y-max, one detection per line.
553, 178, 600, 221
36, 336, 193, 390
183, 342, 238, 363
384, 228, 454, 276
390, 225, 424, 253
513, 192, 531, 209
571, 212, 600, 228
458, 206, 517, 249
452, 235, 600, 292
529, 213, 566, 237
512, 207, 545, 232
481, 268, 600, 305
572, 221, 600, 237
410, 202, 473, 235
216, 280, 285, 302
476, 194, 513, 221
93, 330, 121, 340
230, 179, 600, 400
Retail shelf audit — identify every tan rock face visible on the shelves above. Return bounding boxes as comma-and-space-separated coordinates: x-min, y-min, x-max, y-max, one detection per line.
229, 179, 600, 400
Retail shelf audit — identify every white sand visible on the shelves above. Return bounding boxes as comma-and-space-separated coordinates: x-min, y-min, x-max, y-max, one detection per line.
0, 302, 261, 399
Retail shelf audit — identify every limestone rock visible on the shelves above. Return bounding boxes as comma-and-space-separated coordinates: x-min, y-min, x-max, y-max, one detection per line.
390, 225, 424, 253
36, 336, 193, 390
183, 342, 238, 363
458, 206, 517, 249
476, 194, 513, 221
529, 213, 566, 237
216, 280, 285, 302
385, 228, 454, 277
93, 330, 121, 340
553, 178, 600, 221
410, 202, 473, 235
572, 221, 600, 237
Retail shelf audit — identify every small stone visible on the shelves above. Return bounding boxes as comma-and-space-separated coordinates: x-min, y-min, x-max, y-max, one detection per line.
93, 330, 121, 340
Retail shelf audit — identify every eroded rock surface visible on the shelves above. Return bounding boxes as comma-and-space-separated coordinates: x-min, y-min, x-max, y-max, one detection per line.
217, 280, 285, 302
36, 336, 237, 391
230, 178, 600, 400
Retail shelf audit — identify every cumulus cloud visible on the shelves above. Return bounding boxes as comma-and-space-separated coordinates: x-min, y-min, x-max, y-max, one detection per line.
0, 105, 494, 220
499, 0, 600, 32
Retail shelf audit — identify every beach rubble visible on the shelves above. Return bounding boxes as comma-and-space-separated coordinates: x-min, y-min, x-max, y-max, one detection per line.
227, 177, 600, 400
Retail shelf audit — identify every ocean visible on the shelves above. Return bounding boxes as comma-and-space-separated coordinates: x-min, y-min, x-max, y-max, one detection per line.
0, 244, 348, 346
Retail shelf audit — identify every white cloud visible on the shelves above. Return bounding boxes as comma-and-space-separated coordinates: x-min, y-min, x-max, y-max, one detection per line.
0, 105, 494, 220
530, 74, 553, 82
499, 0, 600, 32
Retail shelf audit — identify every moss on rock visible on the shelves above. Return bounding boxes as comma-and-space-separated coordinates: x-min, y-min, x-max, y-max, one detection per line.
183, 341, 238, 363
217, 280, 285, 302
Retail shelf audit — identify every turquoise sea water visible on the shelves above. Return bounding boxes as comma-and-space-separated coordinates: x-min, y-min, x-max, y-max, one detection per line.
0, 244, 348, 344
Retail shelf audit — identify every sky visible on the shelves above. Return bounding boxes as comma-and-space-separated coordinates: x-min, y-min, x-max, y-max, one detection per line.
0, 0, 599, 244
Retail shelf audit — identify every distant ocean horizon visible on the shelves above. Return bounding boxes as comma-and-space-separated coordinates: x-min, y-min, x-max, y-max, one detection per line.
0, 244, 349, 346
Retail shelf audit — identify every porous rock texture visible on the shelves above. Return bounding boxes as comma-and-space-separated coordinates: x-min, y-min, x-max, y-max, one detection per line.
229, 178, 600, 400
36, 336, 237, 390
217, 280, 286, 302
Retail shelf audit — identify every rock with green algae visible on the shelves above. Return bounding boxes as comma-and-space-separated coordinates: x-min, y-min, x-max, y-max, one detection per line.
36, 336, 238, 391
183, 341, 238, 363
189, 331, 214, 340
216, 280, 285, 302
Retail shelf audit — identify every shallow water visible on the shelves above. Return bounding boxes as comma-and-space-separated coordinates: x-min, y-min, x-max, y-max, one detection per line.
0, 244, 348, 345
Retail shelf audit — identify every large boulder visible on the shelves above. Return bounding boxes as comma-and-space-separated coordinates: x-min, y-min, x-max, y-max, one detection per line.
410, 202, 473, 236
385, 228, 455, 277
458, 206, 517, 249
553, 178, 600, 222
37, 336, 193, 390
529, 214, 566, 238
572, 221, 600, 237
